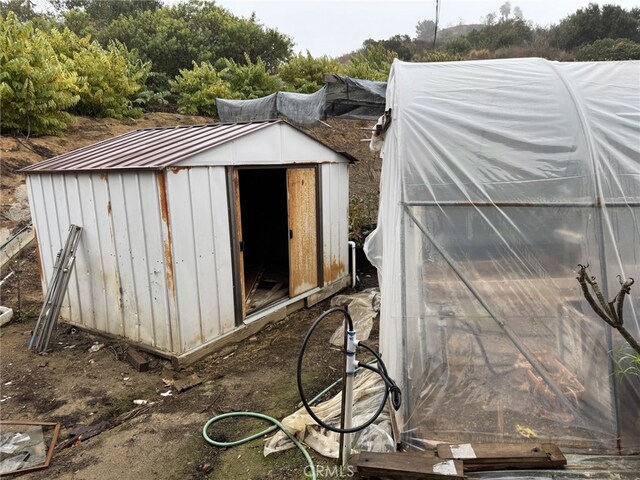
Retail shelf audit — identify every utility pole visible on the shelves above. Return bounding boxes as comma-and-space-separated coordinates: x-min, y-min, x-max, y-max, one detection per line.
433, 0, 441, 49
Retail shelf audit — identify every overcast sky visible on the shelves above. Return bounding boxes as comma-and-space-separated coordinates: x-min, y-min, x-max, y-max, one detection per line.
216, 0, 639, 57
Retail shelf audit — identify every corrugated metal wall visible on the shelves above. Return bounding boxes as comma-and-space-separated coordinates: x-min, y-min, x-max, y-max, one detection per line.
163, 167, 235, 353
27, 172, 177, 352
321, 163, 349, 284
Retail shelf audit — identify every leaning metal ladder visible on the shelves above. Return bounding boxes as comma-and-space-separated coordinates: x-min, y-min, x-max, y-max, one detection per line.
29, 224, 82, 353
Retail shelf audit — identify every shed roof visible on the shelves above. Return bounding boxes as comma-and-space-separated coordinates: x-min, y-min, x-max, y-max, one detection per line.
21, 120, 356, 173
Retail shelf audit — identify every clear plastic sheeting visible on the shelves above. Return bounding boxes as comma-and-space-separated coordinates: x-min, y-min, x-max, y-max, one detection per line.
217, 89, 326, 126
264, 369, 395, 458
329, 288, 380, 346
365, 59, 640, 456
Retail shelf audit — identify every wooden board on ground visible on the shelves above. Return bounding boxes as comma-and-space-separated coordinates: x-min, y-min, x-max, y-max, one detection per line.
437, 442, 566, 472
353, 451, 464, 478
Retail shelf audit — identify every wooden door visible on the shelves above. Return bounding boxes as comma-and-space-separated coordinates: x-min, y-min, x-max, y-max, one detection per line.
287, 168, 318, 297
232, 169, 246, 319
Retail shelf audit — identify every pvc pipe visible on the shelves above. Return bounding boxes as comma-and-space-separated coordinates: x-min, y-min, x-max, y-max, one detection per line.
348, 241, 356, 288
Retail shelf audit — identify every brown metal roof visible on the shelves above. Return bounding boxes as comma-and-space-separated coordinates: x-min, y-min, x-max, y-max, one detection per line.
21, 121, 281, 173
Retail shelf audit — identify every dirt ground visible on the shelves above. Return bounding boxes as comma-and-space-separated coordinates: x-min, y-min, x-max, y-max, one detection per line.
1, 243, 381, 479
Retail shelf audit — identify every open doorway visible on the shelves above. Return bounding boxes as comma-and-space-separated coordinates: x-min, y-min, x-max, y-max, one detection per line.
237, 168, 289, 314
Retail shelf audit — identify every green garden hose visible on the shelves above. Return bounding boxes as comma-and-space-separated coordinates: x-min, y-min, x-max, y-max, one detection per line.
202, 411, 317, 480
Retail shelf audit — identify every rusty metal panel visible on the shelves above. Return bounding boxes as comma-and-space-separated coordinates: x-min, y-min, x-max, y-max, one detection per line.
166, 166, 234, 353
105, 172, 172, 349
320, 163, 349, 284
21, 122, 278, 173
26, 171, 175, 352
288, 168, 318, 296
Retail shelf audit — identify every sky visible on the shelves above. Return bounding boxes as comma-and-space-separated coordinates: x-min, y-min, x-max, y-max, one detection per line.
215, 0, 640, 57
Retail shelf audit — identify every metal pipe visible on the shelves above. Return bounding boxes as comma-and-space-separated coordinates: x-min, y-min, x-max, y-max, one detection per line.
348, 241, 357, 288
402, 201, 640, 208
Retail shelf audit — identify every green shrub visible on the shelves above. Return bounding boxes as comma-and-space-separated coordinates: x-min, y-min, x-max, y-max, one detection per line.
170, 61, 235, 117
344, 43, 397, 81
576, 37, 640, 60
220, 54, 281, 99
278, 52, 343, 93
48, 28, 150, 118
418, 50, 464, 62
0, 13, 79, 135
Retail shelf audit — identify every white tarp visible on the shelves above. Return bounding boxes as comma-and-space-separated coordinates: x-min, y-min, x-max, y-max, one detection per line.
365, 58, 640, 454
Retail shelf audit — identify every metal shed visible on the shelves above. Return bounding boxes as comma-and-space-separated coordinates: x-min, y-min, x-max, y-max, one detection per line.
23, 120, 353, 366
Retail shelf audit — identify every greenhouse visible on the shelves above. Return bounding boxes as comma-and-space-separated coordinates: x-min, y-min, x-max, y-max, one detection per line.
365, 58, 640, 456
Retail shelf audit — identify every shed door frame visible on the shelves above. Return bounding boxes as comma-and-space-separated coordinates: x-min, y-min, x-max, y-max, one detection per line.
227, 165, 323, 325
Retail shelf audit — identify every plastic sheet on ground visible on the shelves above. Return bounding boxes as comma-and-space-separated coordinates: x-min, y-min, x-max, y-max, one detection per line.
264, 368, 395, 458
0, 426, 47, 474
364, 58, 640, 458
329, 288, 380, 346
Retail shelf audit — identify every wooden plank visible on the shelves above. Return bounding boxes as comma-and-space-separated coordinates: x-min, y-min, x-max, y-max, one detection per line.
437, 442, 567, 472
233, 169, 246, 318
126, 347, 150, 372
287, 168, 318, 297
355, 451, 464, 478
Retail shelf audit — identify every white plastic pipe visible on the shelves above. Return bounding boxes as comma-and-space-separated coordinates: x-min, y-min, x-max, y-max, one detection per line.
348, 241, 356, 288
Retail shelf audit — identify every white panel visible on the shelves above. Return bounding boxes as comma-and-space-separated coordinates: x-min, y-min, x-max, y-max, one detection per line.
122, 173, 155, 346
209, 167, 235, 334
108, 172, 140, 341
166, 169, 203, 352
321, 164, 332, 285
281, 125, 348, 164
320, 163, 349, 285
338, 163, 349, 278
138, 173, 172, 351
62, 175, 87, 326
186, 168, 219, 342
90, 173, 124, 336
26, 175, 54, 292
49, 175, 75, 322
166, 166, 235, 353
176, 124, 349, 167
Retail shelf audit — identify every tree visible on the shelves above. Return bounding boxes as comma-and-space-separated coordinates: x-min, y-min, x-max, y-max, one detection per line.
49, 0, 162, 27
97, 1, 293, 78
499, 1, 511, 21
466, 18, 533, 50
513, 6, 524, 20
415, 19, 436, 41
364, 34, 414, 61
552, 3, 640, 51
0, 13, 79, 135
